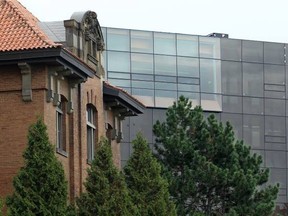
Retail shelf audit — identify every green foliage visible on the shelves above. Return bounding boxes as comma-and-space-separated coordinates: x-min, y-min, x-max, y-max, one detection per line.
6, 118, 68, 215
77, 138, 137, 216
0, 197, 3, 216
124, 133, 176, 216
153, 96, 279, 216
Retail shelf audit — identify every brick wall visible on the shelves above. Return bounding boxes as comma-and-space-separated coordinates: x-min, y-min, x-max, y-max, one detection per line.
0, 64, 122, 204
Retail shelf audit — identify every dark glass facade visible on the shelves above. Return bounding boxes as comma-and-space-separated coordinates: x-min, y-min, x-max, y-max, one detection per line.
102, 27, 288, 203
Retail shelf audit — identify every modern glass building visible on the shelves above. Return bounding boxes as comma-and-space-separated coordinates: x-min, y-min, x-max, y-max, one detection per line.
102, 27, 288, 203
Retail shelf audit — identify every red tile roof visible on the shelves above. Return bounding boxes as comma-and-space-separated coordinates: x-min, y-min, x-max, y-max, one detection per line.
0, 0, 61, 52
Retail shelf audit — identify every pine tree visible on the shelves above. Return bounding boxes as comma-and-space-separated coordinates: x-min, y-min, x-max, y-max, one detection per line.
77, 138, 137, 216
6, 118, 68, 215
123, 133, 176, 216
153, 96, 279, 216
0, 197, 3, 216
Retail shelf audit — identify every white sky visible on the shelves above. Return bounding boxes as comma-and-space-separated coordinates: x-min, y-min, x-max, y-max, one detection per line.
19, 0, 288, 43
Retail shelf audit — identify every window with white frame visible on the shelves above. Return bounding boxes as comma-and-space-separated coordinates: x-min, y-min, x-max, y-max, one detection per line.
87, 105, 97, 162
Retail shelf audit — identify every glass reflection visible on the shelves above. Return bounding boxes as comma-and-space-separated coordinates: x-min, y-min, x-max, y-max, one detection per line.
154, 32, 176, 55
155, 90, 177, 107
131, 30, 153, 53
199, 37, 220, 59
177, 57, 199, 77
131, 53, 153, 74
200, 59, 221, 93
108, 51, 130, 72
177, 34, 198, 57
107, 28, 130, 51
155, 55, 176, 76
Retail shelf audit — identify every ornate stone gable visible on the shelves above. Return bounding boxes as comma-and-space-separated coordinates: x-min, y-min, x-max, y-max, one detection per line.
64, 10, 105, 74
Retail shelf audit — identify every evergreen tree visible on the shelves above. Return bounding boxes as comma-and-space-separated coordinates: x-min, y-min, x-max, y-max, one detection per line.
6, 118, 68, 215
153, 96, 279, 216
77, 138, 137, 216
124, 133, 176, 216
0, 197, 3, 216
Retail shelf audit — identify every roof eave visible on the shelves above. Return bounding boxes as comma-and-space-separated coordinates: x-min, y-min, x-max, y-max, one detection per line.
0, 47, 95, 79
103, 83, 145, 116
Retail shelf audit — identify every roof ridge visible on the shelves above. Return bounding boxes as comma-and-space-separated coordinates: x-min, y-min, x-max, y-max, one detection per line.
5, 0, 61, 48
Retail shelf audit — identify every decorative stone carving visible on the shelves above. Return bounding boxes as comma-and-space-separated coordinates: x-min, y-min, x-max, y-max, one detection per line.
81, 11, 105, 51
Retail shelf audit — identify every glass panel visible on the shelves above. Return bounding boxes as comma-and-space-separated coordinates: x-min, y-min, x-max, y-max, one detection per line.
108, 78, 130, 88
155, 75, 176, 83
222, 96, 242, 113
243, 115, 264, 149
102, 51, 107, 79
155, 55, 176, 76
200, 59, 221, 93
265, 116, 285, 136
201, 93, 222, 112
243, 97, 264, 115
269, 168, 287, 189
177, 57, 199, 77
155, 90, 177, 108
107, 28, 130, 51
154, 32, 176, 55
130, 109, 153, 143
132, 88, 154, 107
155, 82, 177, 90
221, 113, 242, 140
153, 108, 167, 124
243, 63, 263, 97
264, 65, 285, 85
264, 42, 284, 65
107, 51, 130, 72
264, 84, 285, 92
220, 38, 241, 61
121, 142, 131, 161
132, 80, 154, 89
178, 77, 199, 85
176, 34, 198, 57
264, 90, 285, 99
108, 72, 130, 79
131, 53, 153, 74
178, 92, 200, 107
199, 37, 220, 59
132, 74, 153, 81
265, 151, 286, 168
101, 27, 107, 41
131, 30, 153, 53
264, 99, 285, 116
121, 118, 130, 143
265, 136, 286, 143
264, 141, 286, 151
221, 61, 242, 95
242, 40, 263, 63
178, 84, 199, 92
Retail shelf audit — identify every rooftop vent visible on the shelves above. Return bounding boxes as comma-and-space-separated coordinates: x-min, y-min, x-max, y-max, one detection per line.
207, 33, 228, 38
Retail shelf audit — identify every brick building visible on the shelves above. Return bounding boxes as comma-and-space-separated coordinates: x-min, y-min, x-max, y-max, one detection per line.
0, 0, 144, 202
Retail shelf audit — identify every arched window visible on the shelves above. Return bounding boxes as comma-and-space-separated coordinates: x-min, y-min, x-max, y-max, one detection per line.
87, 105, 97, 162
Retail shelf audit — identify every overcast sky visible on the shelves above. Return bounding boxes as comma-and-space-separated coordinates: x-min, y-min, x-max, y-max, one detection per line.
19, 0, 288, 43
